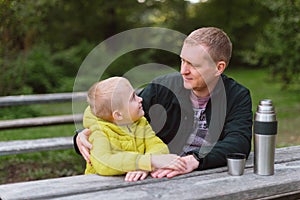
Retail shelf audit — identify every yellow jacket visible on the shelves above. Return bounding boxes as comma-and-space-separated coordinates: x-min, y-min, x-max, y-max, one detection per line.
83, 107, 169, 175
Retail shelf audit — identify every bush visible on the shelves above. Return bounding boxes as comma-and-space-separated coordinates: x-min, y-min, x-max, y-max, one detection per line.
254, 0, 300, 88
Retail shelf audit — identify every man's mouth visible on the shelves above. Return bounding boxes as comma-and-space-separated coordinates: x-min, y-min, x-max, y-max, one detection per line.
183, 76, 193, 81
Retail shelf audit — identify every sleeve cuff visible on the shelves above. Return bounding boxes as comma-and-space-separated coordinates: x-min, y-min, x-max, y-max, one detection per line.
137, 154, 152, 171
73, 131, 80, 155
187, 152, 202, 169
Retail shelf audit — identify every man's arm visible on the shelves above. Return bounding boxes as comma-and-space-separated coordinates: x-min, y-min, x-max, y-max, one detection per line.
151, 155, 199, 178
152, 87, 252, 178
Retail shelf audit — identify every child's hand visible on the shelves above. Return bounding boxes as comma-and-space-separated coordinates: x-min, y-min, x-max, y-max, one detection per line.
151, 154, 187, 171
125, 170, 148, 182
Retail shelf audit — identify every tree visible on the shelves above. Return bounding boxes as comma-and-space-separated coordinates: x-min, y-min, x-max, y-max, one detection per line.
0, 0, 47, 95
184, 0, 272, 66
3, 0, 297, 95
0, 0, 148, 95
254, 0, 300, 88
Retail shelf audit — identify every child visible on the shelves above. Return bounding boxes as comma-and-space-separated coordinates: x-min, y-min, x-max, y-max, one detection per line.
84, 77, 186, 182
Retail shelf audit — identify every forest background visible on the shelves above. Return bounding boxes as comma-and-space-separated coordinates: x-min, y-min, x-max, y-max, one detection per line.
0, 0, 299, 183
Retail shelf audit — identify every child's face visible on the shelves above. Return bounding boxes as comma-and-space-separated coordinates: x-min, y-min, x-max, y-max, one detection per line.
118, 82, 144, 123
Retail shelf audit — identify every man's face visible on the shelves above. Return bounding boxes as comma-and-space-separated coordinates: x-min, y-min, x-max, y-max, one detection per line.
180, 43, 219, 97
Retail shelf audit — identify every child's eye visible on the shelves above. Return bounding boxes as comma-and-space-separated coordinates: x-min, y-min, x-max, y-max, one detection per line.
131, 93, 136, 101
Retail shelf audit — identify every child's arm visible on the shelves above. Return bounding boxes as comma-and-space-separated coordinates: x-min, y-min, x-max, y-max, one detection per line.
142, 121, 187, 172
142, 120, 169, 155
88, 130, 153, 175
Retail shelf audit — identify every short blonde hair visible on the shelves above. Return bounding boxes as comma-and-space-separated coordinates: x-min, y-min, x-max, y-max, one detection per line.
184, 27, 232, 65
87, 77, 129, 121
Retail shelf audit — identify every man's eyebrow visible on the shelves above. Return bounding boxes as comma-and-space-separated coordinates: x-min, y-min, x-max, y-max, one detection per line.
182, 58, 199, 68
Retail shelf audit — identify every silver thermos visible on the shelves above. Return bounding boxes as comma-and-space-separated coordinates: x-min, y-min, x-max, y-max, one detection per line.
254, 99, 278, 175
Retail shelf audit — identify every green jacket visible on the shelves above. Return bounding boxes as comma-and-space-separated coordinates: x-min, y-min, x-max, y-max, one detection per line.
139, 72, 253, 170
83, 107, 169, 175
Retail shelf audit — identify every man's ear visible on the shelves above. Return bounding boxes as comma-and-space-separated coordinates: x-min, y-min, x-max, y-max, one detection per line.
112, 110, 123, 121
216, 61, 226, 75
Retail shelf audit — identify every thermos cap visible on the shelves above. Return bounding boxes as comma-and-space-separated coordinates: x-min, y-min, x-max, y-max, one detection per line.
255, 99, 277, 122
260, 99, 273, 106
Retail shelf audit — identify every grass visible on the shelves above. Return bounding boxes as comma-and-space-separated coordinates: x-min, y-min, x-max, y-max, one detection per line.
0, 150, 85, 184
0, 101, 87, 184
225, 67, 300, 147
0, 68, 299, 184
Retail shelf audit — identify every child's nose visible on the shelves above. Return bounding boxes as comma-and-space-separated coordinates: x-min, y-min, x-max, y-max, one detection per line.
138, 96, 143, 102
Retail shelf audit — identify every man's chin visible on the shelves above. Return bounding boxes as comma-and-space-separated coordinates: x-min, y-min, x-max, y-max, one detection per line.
183, 82, 193, 90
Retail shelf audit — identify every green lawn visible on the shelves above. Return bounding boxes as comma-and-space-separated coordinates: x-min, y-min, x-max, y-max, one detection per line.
225, 68, 300, 147
0, 68, 299, 184
0, 101, 87, 184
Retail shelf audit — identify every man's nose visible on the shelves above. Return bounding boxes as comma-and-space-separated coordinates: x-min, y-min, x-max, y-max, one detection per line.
180, 62, 190, 74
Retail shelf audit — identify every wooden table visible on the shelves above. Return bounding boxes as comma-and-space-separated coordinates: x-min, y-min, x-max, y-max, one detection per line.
1, 146, 300, 200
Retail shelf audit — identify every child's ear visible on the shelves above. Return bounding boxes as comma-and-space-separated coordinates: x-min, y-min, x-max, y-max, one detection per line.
112, 110, 123, 121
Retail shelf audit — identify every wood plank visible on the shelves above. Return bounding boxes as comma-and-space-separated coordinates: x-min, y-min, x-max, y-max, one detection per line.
54, 160, 300, 200
0, 175, 126, 200
0, 114, 83, 130
0, 146, 299, 199
0, 92, 87, 107
0, 136, 73, 156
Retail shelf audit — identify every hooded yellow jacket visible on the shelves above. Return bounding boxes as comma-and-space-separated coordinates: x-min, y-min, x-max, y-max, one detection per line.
83, 107, 169, 175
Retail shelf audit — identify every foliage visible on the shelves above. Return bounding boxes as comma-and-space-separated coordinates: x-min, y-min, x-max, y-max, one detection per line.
0, 0, 52, 95
184, 0, 272, 66
39, 0, 147, 50
0, 40, 94, 95
253, 0, 300, 88
0, 0, 299, 92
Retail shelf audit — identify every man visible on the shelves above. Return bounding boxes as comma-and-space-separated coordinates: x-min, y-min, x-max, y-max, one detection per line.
74, 27, 253, 178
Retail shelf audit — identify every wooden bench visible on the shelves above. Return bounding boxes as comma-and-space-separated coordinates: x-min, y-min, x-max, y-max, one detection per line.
0, 136, 74, 156
0, 92, 86, 156
1, 146, 300, 199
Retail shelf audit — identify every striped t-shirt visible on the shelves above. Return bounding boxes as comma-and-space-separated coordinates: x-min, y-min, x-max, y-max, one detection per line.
182, 91, 210, 155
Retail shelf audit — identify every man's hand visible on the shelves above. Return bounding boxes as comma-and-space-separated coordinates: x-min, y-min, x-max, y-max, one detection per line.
151, 154, 187, 171
76, 128, 92, 164
151, 155, 199, 178
125, 171, 148, 182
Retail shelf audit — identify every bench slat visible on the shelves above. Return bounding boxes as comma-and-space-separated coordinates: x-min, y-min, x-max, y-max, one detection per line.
0, 136, 73, 156
56, 160, 300, 200
0, 92, 87, 107
0, 114, 83, 130
0, 146, 300, 199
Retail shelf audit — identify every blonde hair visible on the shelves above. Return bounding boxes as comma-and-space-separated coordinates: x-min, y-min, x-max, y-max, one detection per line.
184, 27, 232, 65
87, 77, 129, 121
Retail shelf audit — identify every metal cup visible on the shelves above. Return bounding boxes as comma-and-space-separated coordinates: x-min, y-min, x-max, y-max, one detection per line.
227, 153, 246, 176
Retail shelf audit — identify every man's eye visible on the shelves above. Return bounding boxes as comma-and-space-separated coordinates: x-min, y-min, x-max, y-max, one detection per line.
182, 59, 193, 66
